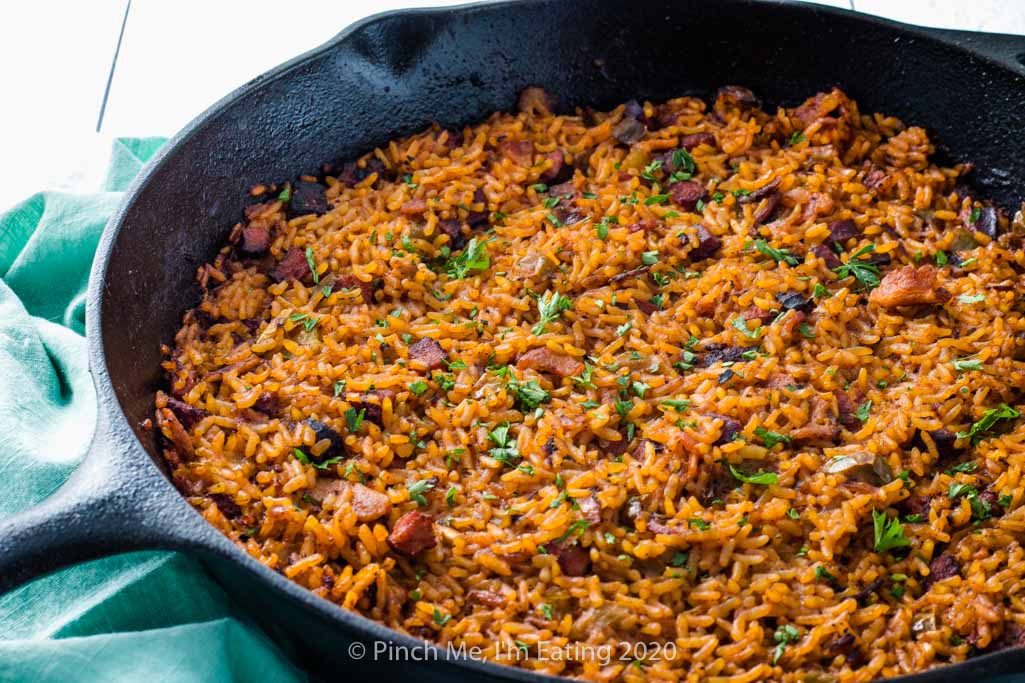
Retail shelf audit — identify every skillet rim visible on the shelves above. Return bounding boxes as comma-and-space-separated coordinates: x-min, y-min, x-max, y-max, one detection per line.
86, 1, 1025, 680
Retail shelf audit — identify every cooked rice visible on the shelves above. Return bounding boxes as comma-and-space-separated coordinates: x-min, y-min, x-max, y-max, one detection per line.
156, 85, 1025, 681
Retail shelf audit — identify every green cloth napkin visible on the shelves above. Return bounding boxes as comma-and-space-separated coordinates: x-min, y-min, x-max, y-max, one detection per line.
0, 138, 304, 683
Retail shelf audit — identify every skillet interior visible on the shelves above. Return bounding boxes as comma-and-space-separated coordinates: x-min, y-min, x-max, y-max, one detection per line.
95, 0, 1025, 679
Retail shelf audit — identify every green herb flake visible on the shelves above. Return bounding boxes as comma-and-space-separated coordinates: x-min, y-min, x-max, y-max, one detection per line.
732, 316, 761, 339
408, 478, 437, 506
872, 509, 911, 552
856, 400, 872, 423
753, 238, 800, 266
953, 357, 983, 372
344, 407, 366, 432
532, 290, 573, 335
433, 608, 451, 626
445, 237, 490, 280
956, 403, 1021, 446
304, 247, 320, 284
936, 250, 948, 266
409, 380, 429, 396
754, 427, 792, 449
728, 463, 779, 485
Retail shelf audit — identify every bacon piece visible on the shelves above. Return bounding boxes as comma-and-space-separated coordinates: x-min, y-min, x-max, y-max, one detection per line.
924, 554, 959, 587
516, 347, 583, 378
467, 588, 506, 608
669, 180, 707, 210
542, 540, 591, 576
351, 483, 391, 522
387, 511, 437, 557
869, 265, 950, 308
500, 140, 534, 166
408, 338, 447, 370
270, 247, 311, 282
336, 274, 376, 304
681, 132, 717, 150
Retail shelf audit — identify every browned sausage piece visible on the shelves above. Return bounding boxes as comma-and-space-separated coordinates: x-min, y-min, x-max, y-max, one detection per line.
813, 244, 842, 269
437, 219, 466, 251
501, 140, 535, 166
467, 588, 506, 608
166, 396, 207, 429
924, 553, 959, 587
387, 510, 437, 557
408, 338, 447, 370
869, 265, 950, 308
288, 181, 329, 217
669, 180, 707, 211
400, 198, 427, 215
516, 347, 584, 378
543, 540, 591, 576
681, 132, 717, 150
336, 274, 376, 304
539, 150, 567, 183
270, 247, 311, 283
716, 85, 760, 110
240, 225, 271, 255
826, 219, 860, 245
351, 483, 391, 522
834, 390, 858, 429
685, 225, 721, 262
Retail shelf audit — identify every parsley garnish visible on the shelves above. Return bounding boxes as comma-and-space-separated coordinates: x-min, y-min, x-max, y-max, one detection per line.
855, 400, 872, 423
728, 463, 779, 485
872, 509, 911, 552
508, 376, 550, 410
956, 403, 1020, 446
445, 237, 490, 279
732, 316, 761, 339
532, 290, 573, 335
772, 624, 800, 665
833, 244, 881, 289
305, 247, 320, 284
754, 238, 800, 266
408, 478, 437, 506
344, 407, 365, 432
409, 380, 428, 396
953, 357, 982, 372
277, 186, 291, 202
754, 427, 791, 448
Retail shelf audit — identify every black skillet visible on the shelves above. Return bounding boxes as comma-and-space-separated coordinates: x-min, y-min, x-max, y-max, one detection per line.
2, 0, 1025, 680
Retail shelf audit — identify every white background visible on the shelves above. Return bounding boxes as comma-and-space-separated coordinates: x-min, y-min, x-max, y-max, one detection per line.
0, 0, 1023, 211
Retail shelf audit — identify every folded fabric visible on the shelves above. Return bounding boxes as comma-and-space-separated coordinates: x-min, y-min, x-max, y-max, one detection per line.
0, 138, 304, 683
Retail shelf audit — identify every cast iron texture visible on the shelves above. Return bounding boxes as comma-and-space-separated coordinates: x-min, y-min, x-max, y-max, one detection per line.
2, 1, 1025, 680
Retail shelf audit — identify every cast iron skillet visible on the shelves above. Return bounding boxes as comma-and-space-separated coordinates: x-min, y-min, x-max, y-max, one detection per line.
2, 0, 1025, 680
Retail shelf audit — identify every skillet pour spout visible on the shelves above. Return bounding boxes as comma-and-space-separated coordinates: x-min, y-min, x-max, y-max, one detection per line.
1, 1, 1024, 681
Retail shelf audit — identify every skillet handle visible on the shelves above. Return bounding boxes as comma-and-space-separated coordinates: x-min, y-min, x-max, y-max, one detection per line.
921, 26, 1025, 74
0, 409, 177, 593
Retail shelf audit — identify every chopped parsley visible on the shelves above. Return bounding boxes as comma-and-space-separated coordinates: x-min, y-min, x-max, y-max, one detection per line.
661, 399, 691, 410
277, 186, 291, 202
409, 380, 429, 396
754, 238, 800, 266
772, 624, 801, 665
956, 403, 1020, 446
953, 357, 983, 372
508, 376, 550, 411
833, 244, 881, 289
754, 427, 791, 448
813, 283, 831, 298
872, 509, 911, 552
855, 400, 872, 423
445, 237, 490, 279
344, 407, 365, 432
407, 478, 437, 506
304, 247, 320, 284
728, 463, 779, 485
732, 316, 761, 339
433, 608, 451, 626
644, 194, 669, 205
532, 290, 573, 335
